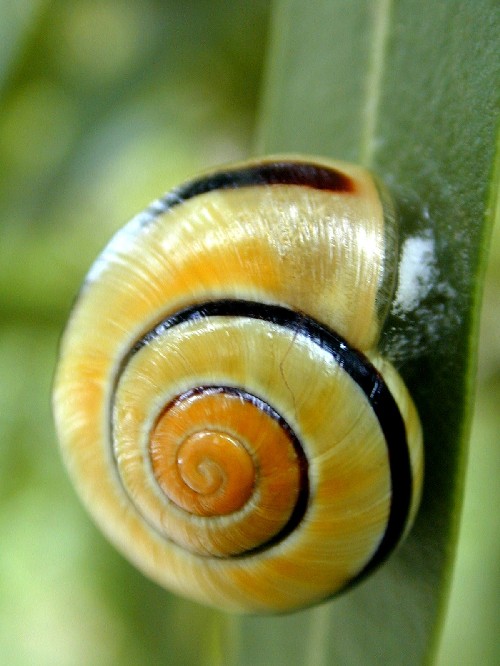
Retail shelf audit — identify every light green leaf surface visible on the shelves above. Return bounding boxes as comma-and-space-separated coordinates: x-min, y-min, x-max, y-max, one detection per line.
229, 1, 499, 665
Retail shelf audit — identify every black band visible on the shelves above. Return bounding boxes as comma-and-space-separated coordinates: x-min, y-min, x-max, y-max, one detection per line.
128, 299, 412, 583
146, 161, 355, 218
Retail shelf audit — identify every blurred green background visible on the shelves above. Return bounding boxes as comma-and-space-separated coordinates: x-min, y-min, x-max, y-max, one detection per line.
0, 2, 498, 664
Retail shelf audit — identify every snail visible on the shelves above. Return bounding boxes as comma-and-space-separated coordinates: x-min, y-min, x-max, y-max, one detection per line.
53, 156, 424, 614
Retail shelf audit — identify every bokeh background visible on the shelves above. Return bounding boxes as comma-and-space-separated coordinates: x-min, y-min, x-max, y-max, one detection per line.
0, 2, 498, 664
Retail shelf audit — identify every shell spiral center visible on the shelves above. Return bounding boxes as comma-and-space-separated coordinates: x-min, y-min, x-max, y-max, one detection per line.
150, 391, 258, 517
113, 383, 309, 558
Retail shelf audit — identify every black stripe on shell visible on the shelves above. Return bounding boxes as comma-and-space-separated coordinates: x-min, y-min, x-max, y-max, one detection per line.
127, 300, 413, 586
148, 161, 355, 216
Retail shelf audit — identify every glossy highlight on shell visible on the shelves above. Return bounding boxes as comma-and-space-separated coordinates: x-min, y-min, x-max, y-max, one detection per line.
53, 156, 424, 613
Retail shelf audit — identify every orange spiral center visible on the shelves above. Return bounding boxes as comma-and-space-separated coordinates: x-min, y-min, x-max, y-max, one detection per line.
153, 428, 255, 516
147, 387, 308, 556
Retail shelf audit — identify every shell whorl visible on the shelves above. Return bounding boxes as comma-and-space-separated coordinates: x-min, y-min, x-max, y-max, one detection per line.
53, 157, 424, 613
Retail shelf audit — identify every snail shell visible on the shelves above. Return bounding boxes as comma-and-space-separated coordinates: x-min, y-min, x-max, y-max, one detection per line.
53, 156, 423, 613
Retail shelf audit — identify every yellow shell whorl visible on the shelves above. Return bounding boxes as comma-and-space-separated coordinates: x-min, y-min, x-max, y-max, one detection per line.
53, 156, 424, 613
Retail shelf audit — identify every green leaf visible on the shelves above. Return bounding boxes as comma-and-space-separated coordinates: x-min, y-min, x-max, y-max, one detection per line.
229, 1, 499, 664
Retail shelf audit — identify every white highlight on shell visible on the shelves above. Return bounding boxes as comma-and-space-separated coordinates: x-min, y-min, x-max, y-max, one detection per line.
392, 231, 437, 314
85, 199, 165, 284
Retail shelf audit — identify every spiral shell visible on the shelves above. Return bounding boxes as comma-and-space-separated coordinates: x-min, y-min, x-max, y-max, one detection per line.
53, 156, 423, 613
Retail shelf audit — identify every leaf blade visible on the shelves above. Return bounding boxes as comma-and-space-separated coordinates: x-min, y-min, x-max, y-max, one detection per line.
244, 1, 500, 664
